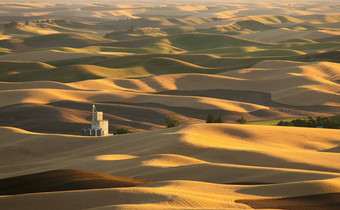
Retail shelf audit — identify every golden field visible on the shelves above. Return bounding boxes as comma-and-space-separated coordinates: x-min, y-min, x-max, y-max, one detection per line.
0, 1, 339, 209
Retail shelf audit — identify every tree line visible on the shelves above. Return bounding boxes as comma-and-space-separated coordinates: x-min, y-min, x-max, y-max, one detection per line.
4, 19, 51, 28
111, 114, 339, 135
277, 116, 339, 129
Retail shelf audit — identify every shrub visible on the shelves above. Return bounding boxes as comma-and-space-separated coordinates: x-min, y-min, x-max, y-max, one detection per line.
236, 117, 247, 124
114, 128, 132, 135
166, 116, 180, 128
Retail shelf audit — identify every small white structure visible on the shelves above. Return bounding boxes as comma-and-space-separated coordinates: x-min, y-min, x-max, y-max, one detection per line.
91, 105, 109, 136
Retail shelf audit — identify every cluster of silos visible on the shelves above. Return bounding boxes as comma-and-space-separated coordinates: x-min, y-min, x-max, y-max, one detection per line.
79, 128, 104, 136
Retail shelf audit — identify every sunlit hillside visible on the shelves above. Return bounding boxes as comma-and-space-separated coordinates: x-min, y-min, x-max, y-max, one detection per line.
0, 1, 339, 209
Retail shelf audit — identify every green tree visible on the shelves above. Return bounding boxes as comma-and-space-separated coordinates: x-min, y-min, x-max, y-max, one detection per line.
6, 21, 18, 28
236, 117, 247, 124
322, 117, 333, 128
215, 115, 223, 123
166, 116, 181, 128
307, 116, 316, 127
206, 113, 215, 123
277, 120, 284, 126
316, 116, 323, 126
291, 119, 309, 127
127, 24, 135, 33
277, 120, 291, 126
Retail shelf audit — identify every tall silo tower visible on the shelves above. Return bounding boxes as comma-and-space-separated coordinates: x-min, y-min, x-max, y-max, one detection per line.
91, 104, 109, 136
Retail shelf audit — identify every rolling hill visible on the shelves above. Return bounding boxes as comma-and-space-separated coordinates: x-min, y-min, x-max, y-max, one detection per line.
0, 59, 338, 134
104, 33, 269, 51
241, 15, 304, 24
0, 2, 339, 209
0, 124, 339, 209
0, 169, 150, 195
0, 33, 114, 51
238, 28, 337, 43
214, 20, 276, 33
